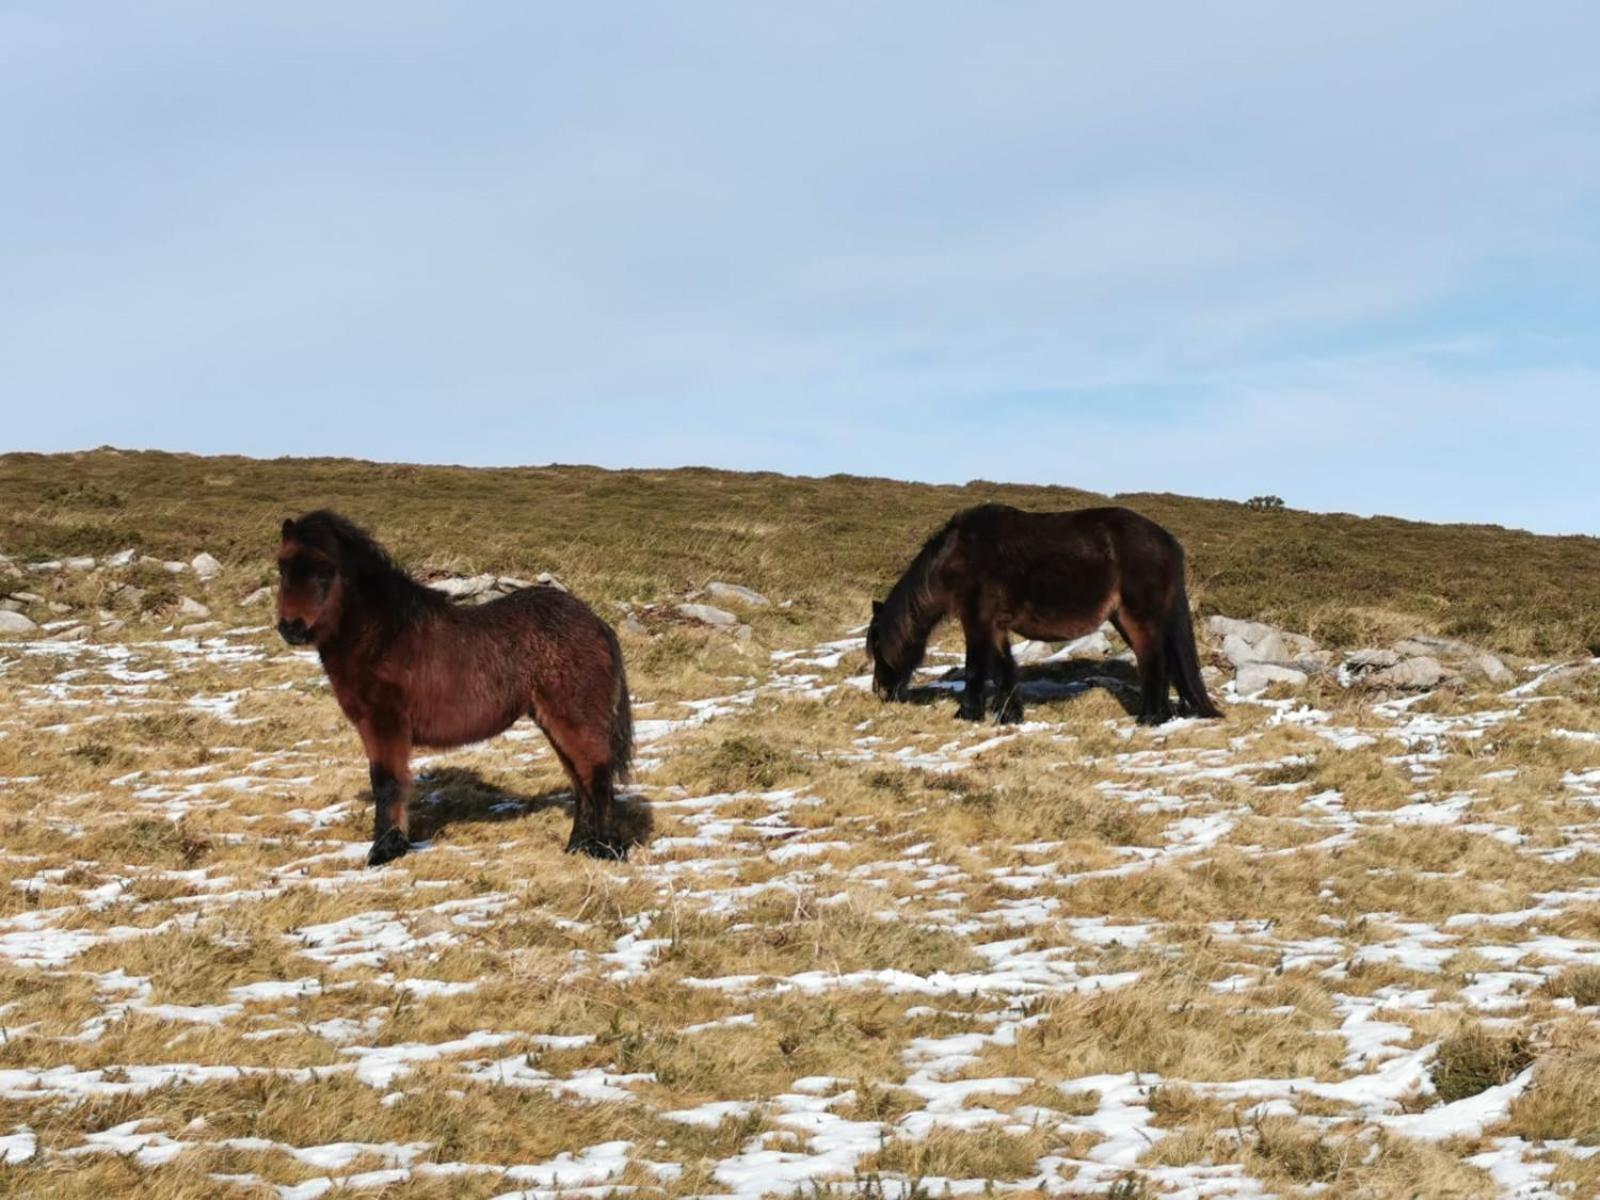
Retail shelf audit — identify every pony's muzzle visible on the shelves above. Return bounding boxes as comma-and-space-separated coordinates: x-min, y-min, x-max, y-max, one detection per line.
278, 618, 313, 645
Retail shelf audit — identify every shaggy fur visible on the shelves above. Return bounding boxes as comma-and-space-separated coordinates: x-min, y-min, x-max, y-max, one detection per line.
276, 510, 633, 864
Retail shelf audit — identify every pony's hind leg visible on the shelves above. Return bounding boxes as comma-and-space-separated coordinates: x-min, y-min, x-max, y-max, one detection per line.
1115, 613, 1174, 726
533, 704, 624, 859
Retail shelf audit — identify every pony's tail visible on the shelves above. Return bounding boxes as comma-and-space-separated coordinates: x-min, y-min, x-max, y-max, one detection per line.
604, 623, 634, 784
1165, 579, 1222, 719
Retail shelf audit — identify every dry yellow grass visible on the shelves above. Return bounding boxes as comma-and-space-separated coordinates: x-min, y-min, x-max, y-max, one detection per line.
1, 455, 1599, 1196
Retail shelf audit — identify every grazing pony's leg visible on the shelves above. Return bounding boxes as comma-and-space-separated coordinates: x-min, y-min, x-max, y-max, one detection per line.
360, 721, 413, 866
957, 610, 992, 721
991, 634, 1023, 724
533, 702, 623, 859
1114, 612, 1173, 726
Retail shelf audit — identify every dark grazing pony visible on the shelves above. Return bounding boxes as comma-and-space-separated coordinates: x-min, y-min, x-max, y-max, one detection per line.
867, 504, 1220, 726
276, 511, 633, 865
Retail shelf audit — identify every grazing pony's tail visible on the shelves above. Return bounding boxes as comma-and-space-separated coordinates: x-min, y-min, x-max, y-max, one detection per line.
604, 623, 634, 784
1165, 578, 1222, 719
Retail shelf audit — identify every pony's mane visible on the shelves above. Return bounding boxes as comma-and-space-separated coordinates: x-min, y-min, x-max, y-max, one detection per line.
290, 510, 443, 623
875, 522, 955, 685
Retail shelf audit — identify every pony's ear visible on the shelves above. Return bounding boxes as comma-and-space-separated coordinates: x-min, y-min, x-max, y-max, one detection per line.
871, 599, 884, 616
281, 518, 296, 540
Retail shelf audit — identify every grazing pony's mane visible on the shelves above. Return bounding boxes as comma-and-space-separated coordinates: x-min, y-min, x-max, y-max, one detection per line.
290, 510, 444, 627
874, 522, 955, 688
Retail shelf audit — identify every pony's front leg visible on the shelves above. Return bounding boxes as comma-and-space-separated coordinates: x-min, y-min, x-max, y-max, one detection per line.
362, 725, 413, 867
958, 635, 990, 721
991, 638, 1024, 724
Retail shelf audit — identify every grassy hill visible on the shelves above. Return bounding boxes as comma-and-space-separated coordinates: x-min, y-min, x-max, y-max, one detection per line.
3, 446, 1599, 656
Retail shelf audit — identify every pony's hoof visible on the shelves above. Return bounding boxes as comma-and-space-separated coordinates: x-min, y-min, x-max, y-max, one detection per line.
367, 827, 410, 867
566, 833, 628, 861
955, 705, 985, 722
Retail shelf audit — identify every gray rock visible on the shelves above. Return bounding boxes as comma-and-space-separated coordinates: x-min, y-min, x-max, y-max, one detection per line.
1221, 633, 1261, 668
111, 585, 146, 609
9, 591, 44, 605
1207, 615, 1276, 644
179, 621, 223, 635
191, 552, 222, 579
1393, 634, 1478, 661
1010, 639, 1057, 666
29, 561, 61, 572
162, 561, 187, 574
176, 597, 211, 619
240, 587, 273, 607
0, 611, 39, 636
705, 581, 771, 609
63, 556, 96, 571
0, 599, 18, 613
104, 548, 138, 568
47, 602, 71, 615
535, 572, 568, 592
1345, 648, 1400, 673
734, 623, 754, 642
1367, 656, 1447, 690
430, 574, 497, 599
1469, 653, 1514, 686
677, 603, 740, 627
622, 614, 650, 637
1235, 663, 1308, 695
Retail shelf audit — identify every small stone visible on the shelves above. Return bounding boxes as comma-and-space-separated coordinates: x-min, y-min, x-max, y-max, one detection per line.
104, 548, 138, 568
1345, 649, 1400, 673
46, 602, 71, 615
1393, 634, 1478, 660
0, 599, 18, 613
29, 561, 61, 572
179, 621, 222, 635
535, 572, 569, 592
0, 611, 39, 636
1207, 615, 1275, 644
1367, 656, 1447, 690
705, 581, 771, 609
622, 614, 650, 637
1469, 653, 1514, 686
1010, 639, 1056, 665
176, 597, 210, 619
162, 561, 187, 574
191, 552, 222, 579
112, 585, 146, 609
63, 556, 96, 571
9, 592, 44, 605
677, 603, 739, 627
1235, 663, 1309, 695
430, 574, 497, 599
734, 623, 754, 642
240, 586, 273, 607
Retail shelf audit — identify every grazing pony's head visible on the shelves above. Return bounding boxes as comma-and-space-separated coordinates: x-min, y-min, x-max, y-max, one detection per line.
866, 598, 911, 701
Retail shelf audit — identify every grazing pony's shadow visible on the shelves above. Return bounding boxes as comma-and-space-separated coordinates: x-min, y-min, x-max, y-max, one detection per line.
406, 766, 653, 850
901, 656, 1144, 718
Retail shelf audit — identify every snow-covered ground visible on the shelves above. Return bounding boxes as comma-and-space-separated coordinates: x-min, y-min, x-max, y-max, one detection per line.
1, 624, 1598, 1197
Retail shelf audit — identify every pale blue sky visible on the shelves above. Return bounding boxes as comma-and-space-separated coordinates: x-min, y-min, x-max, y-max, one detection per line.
3, 4, 1597, 532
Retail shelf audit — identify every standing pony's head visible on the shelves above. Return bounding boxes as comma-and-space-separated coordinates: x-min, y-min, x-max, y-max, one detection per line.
866, 598, 912, 701
276, 514, 348, 646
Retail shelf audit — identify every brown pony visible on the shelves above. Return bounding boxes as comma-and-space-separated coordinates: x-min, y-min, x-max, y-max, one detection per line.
276, 511, 633, 865
867, 504, 1220, 726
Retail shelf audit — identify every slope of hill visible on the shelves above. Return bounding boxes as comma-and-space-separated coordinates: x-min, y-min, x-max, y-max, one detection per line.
3, 447, 1598, 657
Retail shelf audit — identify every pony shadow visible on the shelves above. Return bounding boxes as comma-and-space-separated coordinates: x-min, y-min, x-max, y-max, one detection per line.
1014, 657, 1143, 717
407, 766, 654, 852
899, 657, 1143, 718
